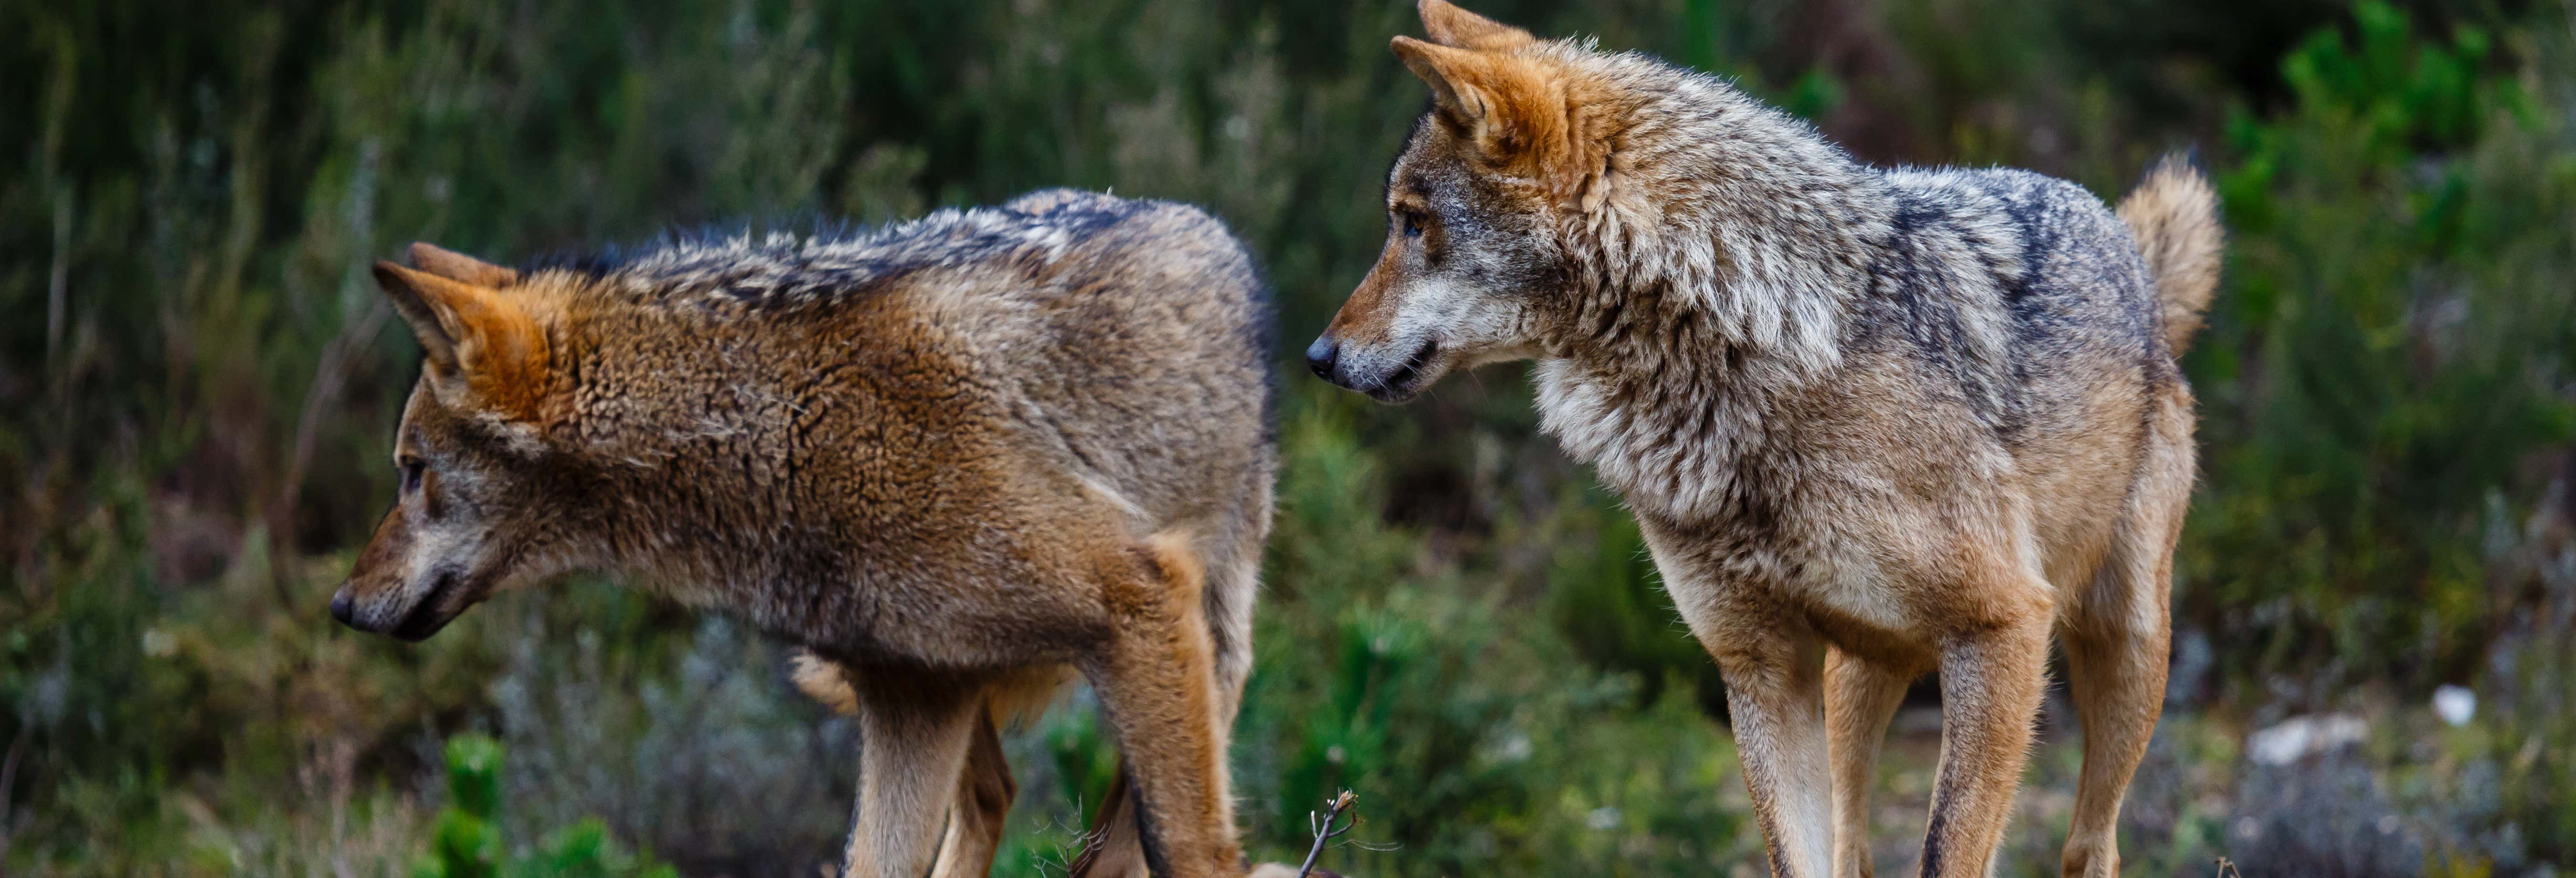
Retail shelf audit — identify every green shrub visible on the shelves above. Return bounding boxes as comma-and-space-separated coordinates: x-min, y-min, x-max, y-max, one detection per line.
2186, 0, 2576, 691
414, 734, 675, 878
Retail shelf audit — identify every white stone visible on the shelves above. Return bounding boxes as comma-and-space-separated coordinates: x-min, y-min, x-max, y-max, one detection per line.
2432, 684, 2476, 727
2246, 713, 2369, 765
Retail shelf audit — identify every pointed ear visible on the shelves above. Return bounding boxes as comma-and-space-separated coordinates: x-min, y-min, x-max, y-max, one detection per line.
374, 261, 552, 419
1393, 36, 1508, 136
376, 262, 463, 375
1418, 0, 1534, 51
1393, 36, 1606, 207
1393, 36, 1563, 158
408, 242, 520, 289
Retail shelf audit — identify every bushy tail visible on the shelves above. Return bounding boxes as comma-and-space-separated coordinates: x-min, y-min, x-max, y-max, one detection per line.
2115, 152, 2225, 354
792, 654, 1075, 726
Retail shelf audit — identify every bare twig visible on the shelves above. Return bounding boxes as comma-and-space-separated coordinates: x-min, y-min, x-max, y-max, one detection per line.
46, 190, 71, 376
0, 732, 25, 865
276, 299, 391, 545
2214, 857, 2243, 878
1294, 790, 1358, 878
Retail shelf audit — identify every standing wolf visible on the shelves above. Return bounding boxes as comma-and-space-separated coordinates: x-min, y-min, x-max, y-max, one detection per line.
330, 190, 1277, 878
1307, 3, 2223, 877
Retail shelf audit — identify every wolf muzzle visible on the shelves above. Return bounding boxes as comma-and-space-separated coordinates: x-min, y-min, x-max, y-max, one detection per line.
1305, 333, 1436, 403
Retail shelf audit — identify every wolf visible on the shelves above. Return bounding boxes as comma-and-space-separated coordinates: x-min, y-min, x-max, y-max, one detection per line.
1305, 3, 2224, 877
329, 189, 1280, 878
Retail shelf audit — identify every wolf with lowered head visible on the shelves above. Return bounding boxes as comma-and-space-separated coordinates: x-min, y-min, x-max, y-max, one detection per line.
1307, 3, 2223, 877
330, 190, 1277, 878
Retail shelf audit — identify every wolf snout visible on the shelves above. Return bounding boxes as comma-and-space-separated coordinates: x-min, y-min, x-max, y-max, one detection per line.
329, 573, 455, 640
328, 587, 357, 627
328, 580, 392, 635
1305, 336, 1345, 385
1307, 334, 1438, 403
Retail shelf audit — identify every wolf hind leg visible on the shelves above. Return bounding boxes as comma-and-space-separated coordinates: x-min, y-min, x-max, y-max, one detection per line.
2059, 438, 2186, 878
2057, 569, 2168, 878
1070, 525, 1266, 878
1828, 648, 1911, 878
1917, 579, 2053, 878
1078, 531, 1244, 878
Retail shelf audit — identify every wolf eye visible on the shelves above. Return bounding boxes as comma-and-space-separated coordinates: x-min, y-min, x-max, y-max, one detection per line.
1401, 211, 1424, 239
397, 456, 426, 495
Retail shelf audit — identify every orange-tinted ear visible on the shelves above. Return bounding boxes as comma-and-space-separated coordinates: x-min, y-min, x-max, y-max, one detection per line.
374, 261, 551, 419
408, 242, 520, 289
1393, 36, 1536, 148
1392, 36, 1596, 198
1418, 0, 1535, 51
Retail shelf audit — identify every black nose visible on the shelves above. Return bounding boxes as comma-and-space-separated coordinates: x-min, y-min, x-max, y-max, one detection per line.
1305, 336, 1341, 384
329, 589, 355, 627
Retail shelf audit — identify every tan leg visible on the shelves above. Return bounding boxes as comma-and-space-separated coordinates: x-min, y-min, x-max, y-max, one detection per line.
843, 677, 984, 878
1828, 649, 1911, 878
1071, 547, 1260, 878
2060, 397, 2190, 878
929, 703, 1018, 878
1709, 625, 1835, 878
1079, 535, 1243, 878
2058, 545, 2178, 875
1067, 769, 1148, 878
2057, 619, 2165, 878
1646, 511, 1834, 878
1204, 550, 1262, 827
1918, 612, 2052, 878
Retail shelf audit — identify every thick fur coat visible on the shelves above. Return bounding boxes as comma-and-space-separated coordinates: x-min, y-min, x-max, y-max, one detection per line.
1308, 4, 2223, 877
333, 190, 1278, 878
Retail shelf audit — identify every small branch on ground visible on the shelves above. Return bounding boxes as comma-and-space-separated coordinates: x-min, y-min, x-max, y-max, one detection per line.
1295, 790, 1358, 878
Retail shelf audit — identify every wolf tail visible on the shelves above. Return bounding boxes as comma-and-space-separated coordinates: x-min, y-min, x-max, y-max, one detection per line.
2116, 152, 2225, 354
791, 653, 1076, 726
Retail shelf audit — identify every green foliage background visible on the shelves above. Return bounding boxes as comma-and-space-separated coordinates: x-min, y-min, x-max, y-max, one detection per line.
3, 0, 2574, 875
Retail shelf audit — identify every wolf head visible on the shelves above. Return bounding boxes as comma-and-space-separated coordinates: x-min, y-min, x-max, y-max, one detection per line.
1306, 0, 1609, 402
1310, 0, 1872, 403
331, 244, 588, 641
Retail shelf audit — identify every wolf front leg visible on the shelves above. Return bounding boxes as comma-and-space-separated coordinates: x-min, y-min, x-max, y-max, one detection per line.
1646, 520, 1834, 878
930, 703, 1017, 878
1828, 648, 1913, 878
842, 674, 986, 878
1711, 625, 1837, 878
1079, 532, 1244, 878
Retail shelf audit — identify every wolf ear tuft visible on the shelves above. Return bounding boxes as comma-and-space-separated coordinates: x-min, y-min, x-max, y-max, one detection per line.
376, 262, 463, 375
1392, 36, 1546, 150
1393, 36, 1591, 193
1392, 36, 1485, 128
1418, 0, 1535, 51
408, 242, 520, 289
374, 261, 552, 418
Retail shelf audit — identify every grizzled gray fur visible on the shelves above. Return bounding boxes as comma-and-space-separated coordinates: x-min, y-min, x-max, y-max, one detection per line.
1310, 3, 2223, 877
334, 189, 1283, 878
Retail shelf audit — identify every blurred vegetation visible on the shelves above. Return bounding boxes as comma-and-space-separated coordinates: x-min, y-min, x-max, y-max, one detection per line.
2, 0, 2573, 875
414, 735, 675, 878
